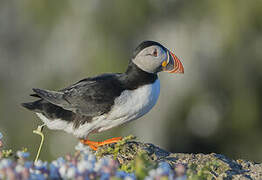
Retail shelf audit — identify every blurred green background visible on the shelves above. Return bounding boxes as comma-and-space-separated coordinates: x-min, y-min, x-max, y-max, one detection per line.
1, 0, 262, 162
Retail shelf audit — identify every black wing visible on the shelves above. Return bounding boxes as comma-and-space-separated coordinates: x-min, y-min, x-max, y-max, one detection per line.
31, 73, 125, 117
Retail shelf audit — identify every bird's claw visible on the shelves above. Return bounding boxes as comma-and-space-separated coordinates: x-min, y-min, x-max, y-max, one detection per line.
80, 137, 122, 151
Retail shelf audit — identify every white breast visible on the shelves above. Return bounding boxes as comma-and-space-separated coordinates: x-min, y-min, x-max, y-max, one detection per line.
36, 79, 160, 138
98, 79, 160, 132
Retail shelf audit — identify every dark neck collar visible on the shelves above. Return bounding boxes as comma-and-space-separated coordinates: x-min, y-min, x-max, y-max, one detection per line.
120, 61, 158, 90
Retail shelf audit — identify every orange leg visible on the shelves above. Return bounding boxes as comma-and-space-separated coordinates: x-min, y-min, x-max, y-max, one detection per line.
80, 137, 122, 151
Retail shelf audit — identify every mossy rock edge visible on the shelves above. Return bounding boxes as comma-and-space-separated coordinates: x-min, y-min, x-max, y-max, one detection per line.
95, 139, 262, 180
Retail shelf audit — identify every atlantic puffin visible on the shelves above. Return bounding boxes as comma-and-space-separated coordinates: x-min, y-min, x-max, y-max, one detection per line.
22, 41, 184, 150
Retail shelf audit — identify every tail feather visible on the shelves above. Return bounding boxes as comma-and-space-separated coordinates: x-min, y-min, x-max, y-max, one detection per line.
32, 88, 69, 107
21, 100, 42, 112
30, 94, 41, 98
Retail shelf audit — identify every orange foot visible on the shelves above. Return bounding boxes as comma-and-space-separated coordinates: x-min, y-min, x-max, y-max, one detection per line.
80, 137, 122, 151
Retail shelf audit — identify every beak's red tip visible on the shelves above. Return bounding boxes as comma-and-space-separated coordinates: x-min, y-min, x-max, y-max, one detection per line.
169, 52, 184, 74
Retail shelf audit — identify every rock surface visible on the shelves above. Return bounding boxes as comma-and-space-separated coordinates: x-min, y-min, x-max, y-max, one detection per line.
96, 140, 262, 180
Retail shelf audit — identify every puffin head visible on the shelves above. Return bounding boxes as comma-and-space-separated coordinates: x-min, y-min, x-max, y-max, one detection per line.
132, 41, 184, 74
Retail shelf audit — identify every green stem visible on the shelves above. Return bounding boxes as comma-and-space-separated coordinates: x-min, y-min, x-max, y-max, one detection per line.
33, 124, 45, 163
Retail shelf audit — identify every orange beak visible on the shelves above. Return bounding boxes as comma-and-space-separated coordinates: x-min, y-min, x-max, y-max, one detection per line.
162, 50, 184, 74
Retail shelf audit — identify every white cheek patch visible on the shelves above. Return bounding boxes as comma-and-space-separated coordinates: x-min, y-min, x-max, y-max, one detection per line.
133, 46, 166, 73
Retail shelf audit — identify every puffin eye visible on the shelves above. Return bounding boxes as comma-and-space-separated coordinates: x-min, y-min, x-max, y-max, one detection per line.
152, 49, 158, 57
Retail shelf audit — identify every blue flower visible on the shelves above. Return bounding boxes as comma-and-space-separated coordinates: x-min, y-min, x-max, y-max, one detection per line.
127, 173, 136, 179
0, 142, 184, 179
116, 170, 127, 178
100, 173, 110, 180
0, 132, 3, 139
52, 157, 66, 167
57, 157, 66, 164
17, 151, 30, 159
30, 173, 46, 180
34, 160, 48, 172
0, 159, 12, 168
24, 161, 33, 169
59, 166, 66, 178
158, 161, 171, 175
116, 171, 136, 179
49, 163, 60, 179
87, 154, 96, 164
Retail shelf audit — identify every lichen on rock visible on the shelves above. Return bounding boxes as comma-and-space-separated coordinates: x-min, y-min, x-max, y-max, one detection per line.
93, 136, 262, 180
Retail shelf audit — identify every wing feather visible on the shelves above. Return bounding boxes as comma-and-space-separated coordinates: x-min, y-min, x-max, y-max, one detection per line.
32, 74, 124, 117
